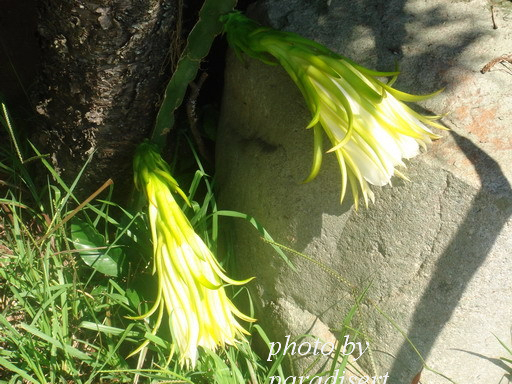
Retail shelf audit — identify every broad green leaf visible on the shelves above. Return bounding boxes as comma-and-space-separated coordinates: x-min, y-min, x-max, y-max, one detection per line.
70, 218, 122, 277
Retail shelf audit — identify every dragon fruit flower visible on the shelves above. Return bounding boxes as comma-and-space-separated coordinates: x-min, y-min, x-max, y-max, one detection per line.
131, 141, 254, 367
222, 12, 446, 208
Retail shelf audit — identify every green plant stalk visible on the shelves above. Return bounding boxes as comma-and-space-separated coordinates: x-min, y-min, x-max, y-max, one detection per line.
1, 102, 23, 163
151, 0, 237, 149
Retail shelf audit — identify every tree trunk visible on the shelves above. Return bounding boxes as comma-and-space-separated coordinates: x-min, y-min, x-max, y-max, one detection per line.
33, 0, 176, 198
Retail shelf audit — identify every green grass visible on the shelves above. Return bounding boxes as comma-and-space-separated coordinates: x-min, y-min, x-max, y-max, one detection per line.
494, 334, 512, 381
0, 132, 134, 382
0, 103, 292, 383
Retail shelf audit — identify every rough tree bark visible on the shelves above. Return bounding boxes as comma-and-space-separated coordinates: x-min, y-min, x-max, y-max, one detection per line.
33, 0, 177, 198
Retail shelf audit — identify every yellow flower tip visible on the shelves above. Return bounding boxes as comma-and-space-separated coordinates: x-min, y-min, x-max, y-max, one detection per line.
302, 124, 324, 183
393, 169, 410, 182
133, 142, 254, 368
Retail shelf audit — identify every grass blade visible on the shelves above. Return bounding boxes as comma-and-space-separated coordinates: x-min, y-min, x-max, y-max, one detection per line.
20, 323, 92, 361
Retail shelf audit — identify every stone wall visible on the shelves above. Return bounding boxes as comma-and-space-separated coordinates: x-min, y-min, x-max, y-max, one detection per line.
216, 0, 512, 382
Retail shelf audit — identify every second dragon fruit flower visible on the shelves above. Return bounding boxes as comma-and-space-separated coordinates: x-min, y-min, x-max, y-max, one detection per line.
222, 12, 446, 208
131, 141, 254, 367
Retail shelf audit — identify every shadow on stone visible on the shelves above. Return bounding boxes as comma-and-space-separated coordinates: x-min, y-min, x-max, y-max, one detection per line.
388, 131, 512, 381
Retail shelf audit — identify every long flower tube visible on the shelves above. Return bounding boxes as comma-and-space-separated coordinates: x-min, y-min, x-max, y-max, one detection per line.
131, 141, 254, 368
222, 12, 446, 208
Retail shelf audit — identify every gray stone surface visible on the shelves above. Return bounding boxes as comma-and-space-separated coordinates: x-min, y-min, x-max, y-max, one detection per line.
216, 0, 512, 382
